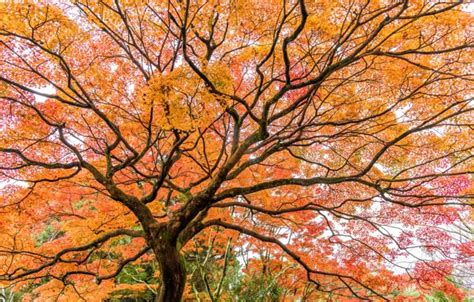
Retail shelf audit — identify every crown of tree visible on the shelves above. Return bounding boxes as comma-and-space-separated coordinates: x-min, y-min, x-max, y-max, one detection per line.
0, 1, 472, 301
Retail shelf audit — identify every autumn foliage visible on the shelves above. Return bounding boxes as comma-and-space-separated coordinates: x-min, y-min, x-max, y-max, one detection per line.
0, 0, 473, 301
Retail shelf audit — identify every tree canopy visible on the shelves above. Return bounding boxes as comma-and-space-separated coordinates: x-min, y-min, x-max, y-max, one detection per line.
0, 0, 473, 301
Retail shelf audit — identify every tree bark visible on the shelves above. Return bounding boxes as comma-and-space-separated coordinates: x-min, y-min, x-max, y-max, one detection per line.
153, 234, 186, 302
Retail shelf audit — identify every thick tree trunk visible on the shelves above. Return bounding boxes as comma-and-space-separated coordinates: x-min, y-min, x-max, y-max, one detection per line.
153, 236, 186, 302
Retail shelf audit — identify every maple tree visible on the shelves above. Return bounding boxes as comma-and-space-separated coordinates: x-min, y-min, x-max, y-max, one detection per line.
0, 0, 473, 301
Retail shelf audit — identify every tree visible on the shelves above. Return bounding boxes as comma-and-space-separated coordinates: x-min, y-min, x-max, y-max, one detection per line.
0, 0, 472, 300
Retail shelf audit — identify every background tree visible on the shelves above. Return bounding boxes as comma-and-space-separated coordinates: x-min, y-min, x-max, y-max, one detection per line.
0, 0, 473, 301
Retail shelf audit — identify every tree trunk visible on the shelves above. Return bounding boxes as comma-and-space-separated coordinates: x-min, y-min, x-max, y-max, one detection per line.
154, 237, 186, 302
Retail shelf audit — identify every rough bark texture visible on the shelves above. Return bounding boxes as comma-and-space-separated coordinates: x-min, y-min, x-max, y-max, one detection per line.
152, 230, 186, 302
